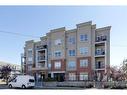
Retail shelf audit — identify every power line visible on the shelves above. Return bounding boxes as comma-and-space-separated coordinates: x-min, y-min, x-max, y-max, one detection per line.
0, 30, 40, 38
1, 30, 127, 48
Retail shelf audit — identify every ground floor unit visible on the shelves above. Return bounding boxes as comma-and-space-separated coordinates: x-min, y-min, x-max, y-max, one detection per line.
26, 69, 105, 82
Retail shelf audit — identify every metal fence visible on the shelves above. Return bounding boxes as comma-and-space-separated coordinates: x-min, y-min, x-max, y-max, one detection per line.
34, 80, 127, 89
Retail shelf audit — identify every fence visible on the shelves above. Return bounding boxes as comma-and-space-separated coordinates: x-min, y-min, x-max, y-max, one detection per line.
35, 80, 127, 89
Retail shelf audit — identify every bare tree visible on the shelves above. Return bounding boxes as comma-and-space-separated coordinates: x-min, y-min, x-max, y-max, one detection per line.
120, 59, 127, 80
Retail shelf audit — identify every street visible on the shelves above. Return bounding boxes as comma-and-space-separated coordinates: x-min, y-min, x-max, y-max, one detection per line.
0, 84, 8, 89
0, 84, 85, 89
0, 84, 127, 90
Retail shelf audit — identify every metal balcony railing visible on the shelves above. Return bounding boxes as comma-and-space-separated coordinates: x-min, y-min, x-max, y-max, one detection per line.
36, 45, 47, 50
95, 49, 105, 56
96, 36, 107, 42
38, 56, 46, 61
95, 63, 105, 69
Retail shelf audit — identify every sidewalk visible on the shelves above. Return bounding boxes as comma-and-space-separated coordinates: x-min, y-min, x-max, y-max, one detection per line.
35, 85, 84, 89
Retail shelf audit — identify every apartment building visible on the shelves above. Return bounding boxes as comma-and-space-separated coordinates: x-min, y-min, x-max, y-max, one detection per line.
21, 21, 111, 81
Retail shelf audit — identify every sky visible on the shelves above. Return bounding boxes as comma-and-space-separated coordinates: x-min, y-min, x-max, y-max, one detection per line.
0, 6, 127, 66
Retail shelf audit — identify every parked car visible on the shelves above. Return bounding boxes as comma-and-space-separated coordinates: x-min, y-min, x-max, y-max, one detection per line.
8, 75, 35, 89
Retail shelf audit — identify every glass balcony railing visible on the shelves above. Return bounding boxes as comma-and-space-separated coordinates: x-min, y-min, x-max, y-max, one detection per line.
96, 36, 107, 42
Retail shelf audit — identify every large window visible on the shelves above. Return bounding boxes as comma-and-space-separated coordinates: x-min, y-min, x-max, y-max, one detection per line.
28, 57, 32, 62
28, 49, 32, 57
48, 63, 51, 69
68, 50, 76, 56
80, 59, 88, 67
68, 61, 76, 69
54, 61, 61, 69
80, 72, 88, 80
68, 37, 75, 44
28, 61, 32, 64
69, 73, 76, 81
80, 34, 88, 41
79, 47, 88, 55
54, 51, 61, 57
27, 49, 32, 63
55, 39, 62, 45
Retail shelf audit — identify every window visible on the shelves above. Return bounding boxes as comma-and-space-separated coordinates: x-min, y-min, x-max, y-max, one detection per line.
48, 63, 51, 69
95, 48, 105, 55
28, 49, 32, 57
69, 73, 76, 81
29, 79, 35, 82
80, 72, 88, 80
79, 47, 88, 55
96, 61, 105, 69
28, 57, 32, 62
55, 39, 62, 45
54, 51, 61, 57
54, 61, 61, 69
80, 59, 88, 67
27, 49, 33, 64
28, 61, 32, 64
96, 35, 107, 42
68, 37, 75, 44
12, 79, 17, 82
68, 50, 75, 56
80, 34, 88, 41
68, 61, 76, 69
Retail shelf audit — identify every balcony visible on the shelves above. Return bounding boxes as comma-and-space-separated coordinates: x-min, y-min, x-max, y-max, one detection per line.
95, 49, 105, 57
38, 63, 45, 68
96, 35, 107, 42
36, 45, 47, 50
32, 67, 48, 71
38, 56, 46, 61
32, 63, 48, 71
95, 62, 105, 70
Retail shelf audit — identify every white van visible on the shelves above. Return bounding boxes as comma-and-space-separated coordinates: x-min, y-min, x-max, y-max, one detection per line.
8, 75, 35, 88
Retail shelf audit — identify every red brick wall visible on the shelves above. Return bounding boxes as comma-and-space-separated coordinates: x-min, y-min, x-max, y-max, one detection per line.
51, 59, 66, 71
76, 57, 92, 80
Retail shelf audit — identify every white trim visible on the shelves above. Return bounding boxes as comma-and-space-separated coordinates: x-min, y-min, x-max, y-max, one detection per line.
48, 71, 65, 73
95, 41, 106, 44
37, 48, 47, 52
94, 55, 105, 57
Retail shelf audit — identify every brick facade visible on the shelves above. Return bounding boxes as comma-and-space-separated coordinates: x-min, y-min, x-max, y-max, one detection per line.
51, 59, 66, 71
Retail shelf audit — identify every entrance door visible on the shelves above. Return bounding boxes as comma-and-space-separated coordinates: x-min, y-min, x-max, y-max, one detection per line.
42, 74, 45, 80
54, 73, 65, 82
